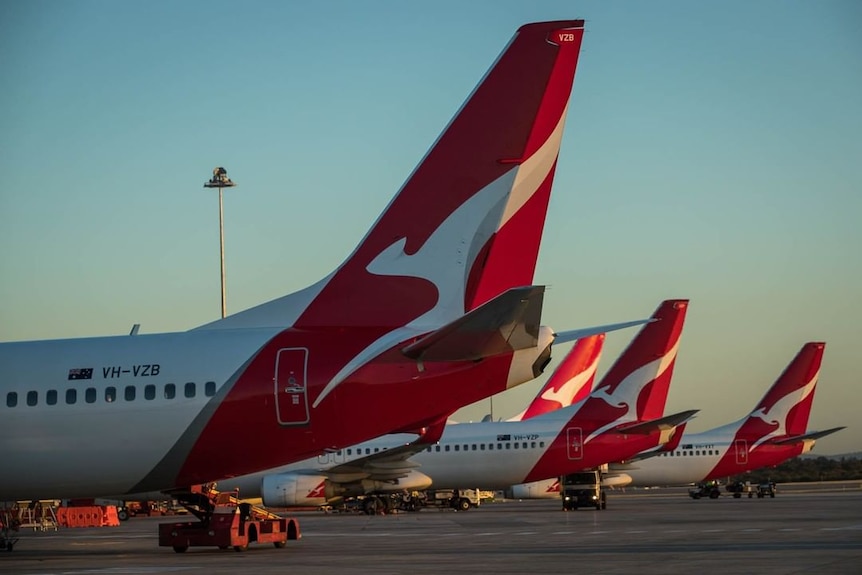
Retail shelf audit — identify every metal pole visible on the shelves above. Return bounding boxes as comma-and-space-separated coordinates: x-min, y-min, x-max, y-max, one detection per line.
218, 186, 226, 318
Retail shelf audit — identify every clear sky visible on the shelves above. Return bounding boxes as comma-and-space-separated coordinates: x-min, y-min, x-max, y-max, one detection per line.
2, 1, 860, 455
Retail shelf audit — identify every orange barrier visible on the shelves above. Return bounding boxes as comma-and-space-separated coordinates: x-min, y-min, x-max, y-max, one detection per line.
56, 506, 120, 528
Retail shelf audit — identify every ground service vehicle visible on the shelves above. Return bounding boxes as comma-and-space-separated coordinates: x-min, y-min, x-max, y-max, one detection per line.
757, 482, 777, 498
560, 470, 605, 510
158, 485, 299, 553
725, 481, 754, 498
688, 481, 721, 499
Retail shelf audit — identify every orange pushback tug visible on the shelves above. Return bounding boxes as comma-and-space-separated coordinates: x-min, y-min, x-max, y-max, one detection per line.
158, 485, 300, 553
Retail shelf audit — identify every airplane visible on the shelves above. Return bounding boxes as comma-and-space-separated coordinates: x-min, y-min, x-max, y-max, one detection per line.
605, 341, 845, 488
0, 20, 652, 502
221, 300, 697, 508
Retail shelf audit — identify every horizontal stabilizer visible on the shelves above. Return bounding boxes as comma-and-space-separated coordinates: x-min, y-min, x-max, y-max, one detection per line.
771, 426, 846, 445
615, 410, 699, 435
552, 318, 653, 345
401, 286, 544, 361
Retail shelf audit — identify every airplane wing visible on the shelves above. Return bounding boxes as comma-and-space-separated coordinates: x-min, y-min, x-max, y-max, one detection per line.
321, 420, 446, 484
770, 426, 846, 445
614, 410, 699, 435
402, 286, 544, 362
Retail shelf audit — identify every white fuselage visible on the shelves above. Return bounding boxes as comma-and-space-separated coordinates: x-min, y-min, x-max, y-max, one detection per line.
615, 421, 745, 487
228, 403, 620, 498
0, 328, 277, 499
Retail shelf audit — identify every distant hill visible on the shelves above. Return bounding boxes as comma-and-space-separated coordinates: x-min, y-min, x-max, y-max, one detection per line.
733, 454, 862, 482
801, 452, 861, 461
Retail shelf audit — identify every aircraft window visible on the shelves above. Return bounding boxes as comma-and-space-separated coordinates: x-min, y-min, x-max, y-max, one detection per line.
472, 444, 477, 451
347, 449, 352, 455
435, 445, 441, 452
445, 445, 450, 452
85, 388, 97, 404
164, 384, 176, 399
105, 387, 116, 402
184, 382, 195, 398
26, 390, 38, 407
46, 390, 57, 405
144, 384, 156, 400
513, 443, 519, 449
6, 392, 17, 407
488, 444, 494, 450
540, 441, 545, 448
365, 448, 370, 455
480, 444, 485, 451
455, 445, 460, 451
374, 448, 379, 453
497, 443, 503, 450
205, 381, 216, 397
531, 442, 536, 449
522, 442, 528, 449
66, 388, 77, 404
695, 450, 700, 456
125, 386, 136, 401
463, 444, 469, 451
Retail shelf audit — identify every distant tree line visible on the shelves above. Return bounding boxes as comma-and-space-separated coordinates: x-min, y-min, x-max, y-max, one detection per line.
729, 456, 862, 483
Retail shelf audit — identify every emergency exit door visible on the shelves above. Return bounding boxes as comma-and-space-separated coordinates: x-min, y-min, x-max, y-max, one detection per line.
274, 348, 310, 425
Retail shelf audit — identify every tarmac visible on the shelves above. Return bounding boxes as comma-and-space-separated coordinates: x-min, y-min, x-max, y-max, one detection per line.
2, 483, 861, 574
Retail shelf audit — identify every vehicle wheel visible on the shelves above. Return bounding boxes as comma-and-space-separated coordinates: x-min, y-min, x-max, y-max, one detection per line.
709, 491, 719, 499
757, 493, 764, 498
218, 545, 229, 550
363, 499, 378, 515
172, 545, 188, 553
117, 508, 129, 522
733, 493, 741, 499
274, 541, 287, 549
770, 493, 775, 498
748, 492, 753, 498
457, 498, 471, 512
234, 544, 248, 552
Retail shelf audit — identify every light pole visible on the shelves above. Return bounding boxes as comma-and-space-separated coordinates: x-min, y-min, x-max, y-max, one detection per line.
204, 167, 236, 318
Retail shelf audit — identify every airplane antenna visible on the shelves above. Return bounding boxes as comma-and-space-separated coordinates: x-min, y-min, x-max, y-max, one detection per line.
204, 167, 237, 319
129, 324, 140, 336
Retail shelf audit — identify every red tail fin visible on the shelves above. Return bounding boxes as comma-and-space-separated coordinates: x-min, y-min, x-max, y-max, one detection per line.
514, 333, 604, 420
198, 21, 585, 338
594, 300, 688, 422
294, 22, 584, 330
748, 342, 824, 437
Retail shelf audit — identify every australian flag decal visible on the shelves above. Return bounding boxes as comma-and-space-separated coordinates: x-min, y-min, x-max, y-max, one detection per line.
68, 368, 94, 380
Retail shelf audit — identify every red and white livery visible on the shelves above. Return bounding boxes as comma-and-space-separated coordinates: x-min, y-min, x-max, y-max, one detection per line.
610, 342, 845, 487
1, 21, 652, 501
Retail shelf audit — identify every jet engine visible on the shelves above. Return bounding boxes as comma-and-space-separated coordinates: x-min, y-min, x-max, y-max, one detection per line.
261, 469, 433, 507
